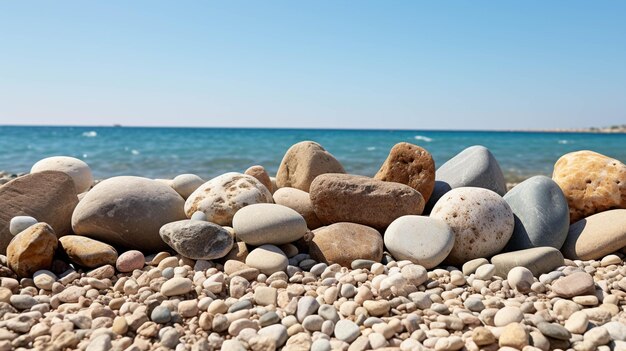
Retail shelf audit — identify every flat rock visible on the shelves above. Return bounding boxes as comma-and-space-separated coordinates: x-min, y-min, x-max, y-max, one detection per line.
425, 145, 506, 213
184, 172, 273, 226
491, 247, 564, 277
552, 150, 626, 223
59, 235, 118, 268
384, 215, 454, 269
310, 174, 425, 229
31, 156, 93, 193
160, 277, 193, 296
561, 209, 626, 260
374, 142, 436, 202
273, 187, 322, 229
551, 271, 595, 298
504, 176, 570, 251
276, 141, 345, 192
232, 203, 308, 245
72, 176, 186, 252
0, 171, 78, 254
160, 220, 233, 260
7, 223, 58, 278
430, 187, 513, 265
309, 222, 383, 267
245, 245, 288, 275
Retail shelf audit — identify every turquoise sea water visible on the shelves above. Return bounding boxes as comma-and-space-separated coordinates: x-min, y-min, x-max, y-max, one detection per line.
1, 126, 625, 183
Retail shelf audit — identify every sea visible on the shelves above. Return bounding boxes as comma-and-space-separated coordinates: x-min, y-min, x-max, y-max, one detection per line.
1, 126, 625, 183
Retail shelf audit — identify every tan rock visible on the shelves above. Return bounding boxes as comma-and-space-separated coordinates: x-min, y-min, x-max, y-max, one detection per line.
245, 165, 273, 193
0, 171, 78, 254
561, 209, 626, 260
374, 142, 436, 202
499, 323, 528, 349
309, 222, 383, 267
276, 141, 345, 192
273, 187, 323, 229
59, 235, 118, 268
185, 172, 273, 226
552, 150, 626, 223
310, 174, 425, 229
7, 223, 58, 278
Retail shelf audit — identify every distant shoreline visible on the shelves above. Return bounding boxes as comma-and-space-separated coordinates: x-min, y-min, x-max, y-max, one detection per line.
0, 124, 625, 134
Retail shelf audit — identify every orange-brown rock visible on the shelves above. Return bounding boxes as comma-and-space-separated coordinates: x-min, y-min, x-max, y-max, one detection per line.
375, 142, 436, 202
276, 141, 345, 192
310, 174, 425, 229
7, 223, 58, 278
0, 171, 78, 254
245, 165, 273, 193
59, 235, 118, 268
309, 222, 383, 267
552, 150, 626, 223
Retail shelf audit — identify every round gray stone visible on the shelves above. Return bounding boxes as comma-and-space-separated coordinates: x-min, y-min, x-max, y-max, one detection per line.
160, 219, 233, 260
151, 306, 172, 324
491, 246, 564, 277
503, 176, 569, 251
537, 322, 571, 340
334, 320, 360, 343
9, 216, 38, 236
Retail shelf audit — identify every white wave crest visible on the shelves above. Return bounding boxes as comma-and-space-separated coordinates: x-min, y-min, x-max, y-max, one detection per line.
366, 146, 376, 151
558, 140, 570, 144
414, 135, 433, 142
82, 131, 97, 138
131, 149, 140, 155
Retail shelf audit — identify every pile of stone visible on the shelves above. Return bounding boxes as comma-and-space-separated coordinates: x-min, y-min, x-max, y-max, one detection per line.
0, 141, 625, 351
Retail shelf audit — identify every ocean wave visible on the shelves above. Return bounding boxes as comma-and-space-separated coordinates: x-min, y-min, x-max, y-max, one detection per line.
558, 140, 571, 144
82, 131, 97, 138
414, 135, 433, 142
131, 149, 140, 155
366, 146, 376, 151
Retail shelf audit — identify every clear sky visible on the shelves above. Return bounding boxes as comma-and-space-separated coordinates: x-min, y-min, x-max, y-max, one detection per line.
0, 1, 624, 130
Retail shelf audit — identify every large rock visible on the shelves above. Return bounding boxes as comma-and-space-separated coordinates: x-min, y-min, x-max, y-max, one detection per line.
310, 174, 425, 229
245, 245, 289, 275
491, 247, 564, 277
232, 203, 308, 246
7, 223, 58, 278
503, 176, 570, 251
273, 187, 322, 229
552, 150, 626, 223
245, 165, 273, 193
430, 187, 514, 265
31, 156, 93, 193
72, 176, 186, 252
160, 220, 233, 260
309, 222, 383, 267
384, 215, 454, 269
561, 209, 626, 260
59, 235, 118, 268
184, 172, 273, 226
0, 171, 78, 254
374, 142, 436, 202
425, 146, 506, 213
276, 141, 346, 192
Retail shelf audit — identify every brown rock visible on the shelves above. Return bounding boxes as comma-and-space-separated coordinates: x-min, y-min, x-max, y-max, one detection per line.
552, 150, 626, 223
276, 141, 345, 192
499, 323, 528, 349
551, 272, 595, 298
309, 222, 383, 267
0, 171, 78, 254
273, 187, 323, 229
310, 174, 425, 229
59, 235, 118, 268
561, 209, 626, 260
374, 142, 436, 202
245, 165, 273, 193
7, 223, 58, 278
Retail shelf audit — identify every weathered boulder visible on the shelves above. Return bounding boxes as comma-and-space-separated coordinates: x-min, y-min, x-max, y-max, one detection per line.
276, 141, 345, 192
374, 142, 436, 202
31, 156, 93, 193
309, 222, 383, 267
7, 223, 58, 278
184, 172, 273, 226
310, 174, 424, 229
59, 235, 118, 268
552, 150, 626, 223
159, 220, 233, 260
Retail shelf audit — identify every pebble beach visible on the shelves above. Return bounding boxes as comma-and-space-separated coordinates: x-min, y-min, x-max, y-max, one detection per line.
1, 140, 626, 351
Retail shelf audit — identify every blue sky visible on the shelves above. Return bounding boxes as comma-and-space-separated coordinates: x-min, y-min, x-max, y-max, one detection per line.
0, 1, 624, 129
